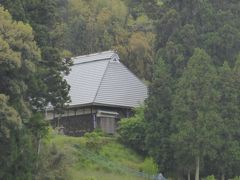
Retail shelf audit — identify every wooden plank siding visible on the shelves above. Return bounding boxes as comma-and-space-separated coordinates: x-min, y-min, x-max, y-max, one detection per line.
51, 114, 94, 136
48, 106, 132, 136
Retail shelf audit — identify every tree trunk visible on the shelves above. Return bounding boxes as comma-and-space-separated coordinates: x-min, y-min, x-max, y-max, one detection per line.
124, 9, 130, 28
188, 169, 191, 180
195, 156, 200, 180
36, 137, 41, 169
221, 174, 225, 180
37, 138, 41, 155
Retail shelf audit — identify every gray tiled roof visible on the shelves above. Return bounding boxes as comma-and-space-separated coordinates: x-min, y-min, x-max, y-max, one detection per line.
65, 51, 148, 108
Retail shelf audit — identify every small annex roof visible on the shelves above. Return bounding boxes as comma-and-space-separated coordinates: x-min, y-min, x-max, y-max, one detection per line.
64, 50, 148, 108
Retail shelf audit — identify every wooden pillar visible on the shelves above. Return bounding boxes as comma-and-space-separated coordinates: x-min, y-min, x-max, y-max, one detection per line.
93, 114, 96, 129
126, 108, 129, 118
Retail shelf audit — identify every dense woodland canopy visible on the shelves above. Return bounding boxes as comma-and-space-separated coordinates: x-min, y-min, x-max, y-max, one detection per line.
0, 0, 240, 179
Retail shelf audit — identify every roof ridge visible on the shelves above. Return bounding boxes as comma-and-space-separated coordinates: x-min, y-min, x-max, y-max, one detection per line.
72, 50, 115, 60
72, 50, 117, 65
73, 58, 110, 65
92, 60, 111, 103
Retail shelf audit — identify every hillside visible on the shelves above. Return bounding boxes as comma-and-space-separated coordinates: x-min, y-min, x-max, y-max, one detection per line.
1, 0, 240, 179
39, 131, 158, 180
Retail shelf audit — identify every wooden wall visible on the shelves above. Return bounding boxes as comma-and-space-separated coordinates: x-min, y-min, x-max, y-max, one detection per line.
47, 105, 132, 136
51, 114, 94, 136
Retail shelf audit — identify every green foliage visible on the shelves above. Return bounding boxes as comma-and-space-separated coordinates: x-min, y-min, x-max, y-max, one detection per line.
231, 177, 240, 180
40, 46, 71, 110
84, 131, 108, 151
144, 58, 174, 174
58, 0, 155, 80
48, 134, 149, 180
0, 5, 40, 115
84, 177, 97, 180
146, 0, 240, 77
172, 48, 220, 178
36, 143, 71, 180
206, 61, 240, 176
118, 107, 146, 153
205, 175, 216, 180
0, 7, 40, 179
141, 0, 240, 178
28, 113, 48, 135
0, 94, 39, 180
1, 1, 72, 110
0, 94, 21, 179
0, 6, 51, 179
140, 157, 158, 175
2, 0, 240, 179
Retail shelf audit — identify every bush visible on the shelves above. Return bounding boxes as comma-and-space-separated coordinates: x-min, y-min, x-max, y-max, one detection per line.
84, 177, 97, 180
117, 107, 146, 153
84, 130, 104, 138
205, 175, 216, 180
231, 177, 240, 180
36, 143, 71, 180
140, 157, 158, 175
84, 131, 108, 151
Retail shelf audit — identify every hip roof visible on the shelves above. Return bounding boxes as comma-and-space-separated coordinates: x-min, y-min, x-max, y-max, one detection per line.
64, 50, 148, 108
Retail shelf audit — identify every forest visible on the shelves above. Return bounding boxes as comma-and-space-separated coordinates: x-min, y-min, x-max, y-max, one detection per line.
0, 0, 240, 180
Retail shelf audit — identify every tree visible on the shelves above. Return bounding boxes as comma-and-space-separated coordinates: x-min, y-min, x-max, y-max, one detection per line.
0, 1, 72, 110
0, 5, 41, 116
229, 55, 240, 177
141, 1, 240, 177
0, 94, 38, 180
1, 0, 156, 81
211, 62, 240, 179
59, 0, 155, 80
0, 94, 21, 179
142, 0, 240, 78
172, 49, 221, 180
118, 107, 146, 154
0, 6, 49, 179
144, 58, 174, 176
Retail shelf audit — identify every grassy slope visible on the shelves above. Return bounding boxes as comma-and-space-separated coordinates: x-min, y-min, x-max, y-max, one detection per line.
49, 134, 153, 180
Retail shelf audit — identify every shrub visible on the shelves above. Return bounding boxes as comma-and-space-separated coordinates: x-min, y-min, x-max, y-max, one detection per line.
117, 106, 146, 153
231, 177, 240, 180
84, 131, 108, 151
36, 143, 71, 180
140, 157, 158, 175
205, 175, 216, 180
84, 177, 97, 180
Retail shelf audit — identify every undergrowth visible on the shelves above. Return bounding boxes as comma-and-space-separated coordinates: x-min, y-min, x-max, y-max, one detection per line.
41, 130, 158, 180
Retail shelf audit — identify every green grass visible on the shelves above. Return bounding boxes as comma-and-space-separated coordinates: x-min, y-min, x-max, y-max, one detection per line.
47, 132, 157, 180
68, 169, 147, 180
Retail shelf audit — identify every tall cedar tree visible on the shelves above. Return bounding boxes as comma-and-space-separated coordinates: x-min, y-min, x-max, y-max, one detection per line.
145, 58, 174, 176
172, 49, 221, 180
215, 62, 240, 179
142, 0, 240, 77
200, 61, 240, 179
142, 0, 240, 178
229, 56, 240, 176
